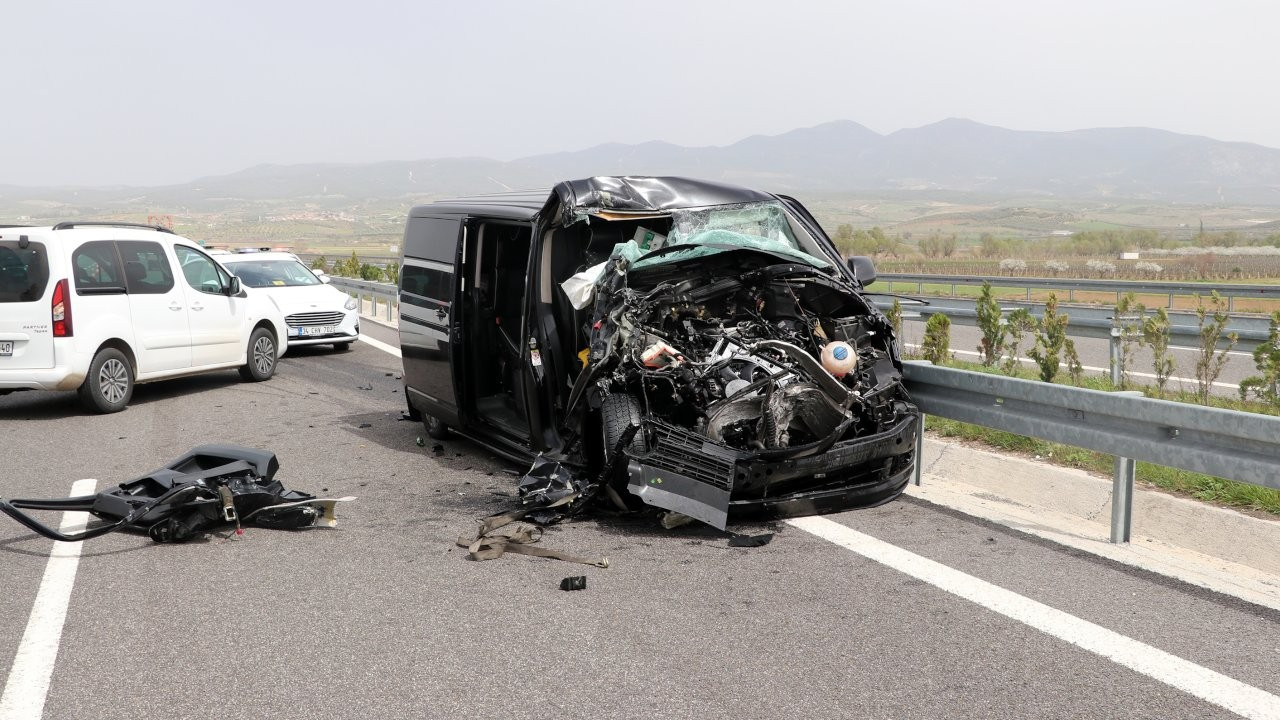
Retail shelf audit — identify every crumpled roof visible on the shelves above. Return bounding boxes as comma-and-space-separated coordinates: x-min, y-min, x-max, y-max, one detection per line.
546, 176, 776, 226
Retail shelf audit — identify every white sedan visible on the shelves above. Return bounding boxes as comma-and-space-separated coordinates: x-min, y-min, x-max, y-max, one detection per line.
217, 252, 360, 351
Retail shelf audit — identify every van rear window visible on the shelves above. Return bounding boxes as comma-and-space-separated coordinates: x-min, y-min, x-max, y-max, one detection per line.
0, 240, 50, 303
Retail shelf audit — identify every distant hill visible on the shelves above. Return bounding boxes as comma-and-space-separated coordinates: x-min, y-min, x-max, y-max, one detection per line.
4, 119, 1280, 210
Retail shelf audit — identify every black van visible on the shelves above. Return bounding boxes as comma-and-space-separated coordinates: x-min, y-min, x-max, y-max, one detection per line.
399, 176, 918, 528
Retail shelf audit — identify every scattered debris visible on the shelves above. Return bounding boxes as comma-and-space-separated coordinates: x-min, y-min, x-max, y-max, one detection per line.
457, 505, 608, 567
727, 532, 774, 548
432, 443, 445, 456
560, 576, 587, 591
356, 383, 372, 391
0, 445, 354, 544
357, 423, 372, 429
415, 436, 425, 447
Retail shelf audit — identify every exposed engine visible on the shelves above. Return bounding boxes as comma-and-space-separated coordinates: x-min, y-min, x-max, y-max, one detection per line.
585, 256, 912, 455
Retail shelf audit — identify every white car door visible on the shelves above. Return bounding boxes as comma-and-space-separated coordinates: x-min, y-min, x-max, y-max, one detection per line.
111, 240, 192, 374
173, 245, 246, 367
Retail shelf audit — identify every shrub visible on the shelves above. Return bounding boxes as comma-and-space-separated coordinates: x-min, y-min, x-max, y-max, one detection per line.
1001, 308, 1036, 375
1113, 293, 1145, 389
886, 299, 904, 355
1193, 291, 1238, 405
1239, 311, 1280, 405
1027, 294, 1070, 382
1044, 260, 1070, 275
921, 313, 951, 365
975, 281, 1005, 367
1141, 308, 1176, 397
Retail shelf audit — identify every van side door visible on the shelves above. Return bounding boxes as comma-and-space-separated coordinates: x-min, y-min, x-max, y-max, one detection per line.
173, 245, 246, 367
399, 215, 461, 424
114, 239, 192, 374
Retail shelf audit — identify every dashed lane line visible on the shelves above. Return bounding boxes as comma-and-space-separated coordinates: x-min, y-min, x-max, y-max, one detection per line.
0, 479, 96, 720
788, 516, 1280, 720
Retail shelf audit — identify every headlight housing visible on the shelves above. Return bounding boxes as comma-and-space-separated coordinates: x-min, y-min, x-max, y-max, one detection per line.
344, 296, 358, 311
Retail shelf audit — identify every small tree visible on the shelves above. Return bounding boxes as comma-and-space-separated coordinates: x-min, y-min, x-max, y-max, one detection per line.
1001, 308, 1036, 375
1192, 291, 1238, 404
975, 281, 1005, 367
921, 313, 951, 365
1027, 294, 1069, 383
384, 261, 400, 285
1065, 339, 1084, 385
1112, 292, 1145, 389
1141, 307, 1176, 397
358, 262, 384, 281
310, 256, 328, 272
885, 299, 904, 355
1239, 311, 1280, 404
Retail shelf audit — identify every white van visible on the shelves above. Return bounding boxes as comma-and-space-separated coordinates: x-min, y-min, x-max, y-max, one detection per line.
0, 222, 288, 413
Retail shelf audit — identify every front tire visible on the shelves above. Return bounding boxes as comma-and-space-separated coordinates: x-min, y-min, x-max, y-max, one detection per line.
238, 327, 277, 382
79, 348, 133, 413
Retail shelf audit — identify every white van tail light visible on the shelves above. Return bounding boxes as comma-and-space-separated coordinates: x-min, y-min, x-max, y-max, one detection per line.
51, 279, 73, 337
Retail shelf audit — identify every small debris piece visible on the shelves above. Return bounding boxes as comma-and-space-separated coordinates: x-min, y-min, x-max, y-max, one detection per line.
357, 423, 372, 429
432, 443, 445, 456
356, 383, 373, 391
660, 511, 695, 530
728, 532, 774, 548
415, 436, 425, 447
560, 576, 587, 591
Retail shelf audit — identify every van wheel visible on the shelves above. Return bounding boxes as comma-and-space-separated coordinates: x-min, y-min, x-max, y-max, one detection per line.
601, 393, 646, 461
424, 414, 450, 440
79, 348, 133, 414
238, 327, 277, 381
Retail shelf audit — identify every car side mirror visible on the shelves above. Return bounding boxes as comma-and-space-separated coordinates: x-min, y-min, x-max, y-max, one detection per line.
847, 256, 876, 286
227, 276, 242, 296
315, 272, 331, 284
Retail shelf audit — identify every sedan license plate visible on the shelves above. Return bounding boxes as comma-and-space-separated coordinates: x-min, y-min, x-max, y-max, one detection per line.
294, 325, 336, 337
0, 341, 12, 356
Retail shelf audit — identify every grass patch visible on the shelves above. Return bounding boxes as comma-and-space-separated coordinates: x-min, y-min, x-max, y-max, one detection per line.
921, 358, 1280, 515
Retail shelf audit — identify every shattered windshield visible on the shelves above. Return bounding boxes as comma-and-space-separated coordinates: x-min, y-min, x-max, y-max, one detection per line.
630, 201, 831, 270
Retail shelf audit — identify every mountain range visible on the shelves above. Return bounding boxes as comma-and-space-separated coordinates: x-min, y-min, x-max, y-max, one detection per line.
5, 119, 1280, 209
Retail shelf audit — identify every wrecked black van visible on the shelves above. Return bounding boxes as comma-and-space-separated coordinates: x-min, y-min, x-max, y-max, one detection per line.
398, 177, 918, 529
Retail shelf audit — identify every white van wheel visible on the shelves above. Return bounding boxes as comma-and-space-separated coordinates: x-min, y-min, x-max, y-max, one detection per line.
79, 348, 133, 414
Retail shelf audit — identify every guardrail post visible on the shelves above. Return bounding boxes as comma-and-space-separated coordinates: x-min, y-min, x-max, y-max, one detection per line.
1109, 390, 1143, 543
913, 413, 926, 486
1109, 327, 1122, 388
1068, 288, 1075, 302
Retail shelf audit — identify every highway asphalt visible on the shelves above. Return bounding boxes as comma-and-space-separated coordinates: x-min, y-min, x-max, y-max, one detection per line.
1, 322, 1277, 719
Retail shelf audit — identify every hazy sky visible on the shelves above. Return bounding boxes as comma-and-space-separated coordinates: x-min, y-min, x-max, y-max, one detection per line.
3, 0, 1276, 187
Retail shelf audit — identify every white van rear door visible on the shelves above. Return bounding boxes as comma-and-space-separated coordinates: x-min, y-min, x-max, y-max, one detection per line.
0, 232, 56, 370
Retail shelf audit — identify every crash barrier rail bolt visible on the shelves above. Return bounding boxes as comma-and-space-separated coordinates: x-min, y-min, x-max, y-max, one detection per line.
327, 277, 399, 324
900, 360, 1280, 544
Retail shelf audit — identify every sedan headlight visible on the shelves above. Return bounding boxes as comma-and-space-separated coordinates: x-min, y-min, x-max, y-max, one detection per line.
344, 296, 358, 311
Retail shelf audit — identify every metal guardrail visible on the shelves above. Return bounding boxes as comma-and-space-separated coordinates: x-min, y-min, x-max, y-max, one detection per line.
902, 361, 1280, 543
880, 273, 1280, 311
328, 276, 399, 323
873, 297, 1267, 352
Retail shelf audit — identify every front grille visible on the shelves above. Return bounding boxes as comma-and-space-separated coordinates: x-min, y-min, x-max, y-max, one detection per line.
286, 311, 344, 328
630, 420, 738, 490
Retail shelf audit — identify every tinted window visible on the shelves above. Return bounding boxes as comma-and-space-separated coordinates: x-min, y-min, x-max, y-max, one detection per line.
73, 241, 126, 294
173, 245, 230, 295
116, 240, 175, 295
404, 216, 460, 264
400, 264, 451, 305
0, 240, 49, 303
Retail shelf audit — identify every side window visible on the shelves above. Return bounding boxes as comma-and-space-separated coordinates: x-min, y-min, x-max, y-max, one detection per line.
173, 245, 229, 295
404, 216, 461, 264
116, 241, 175, 295
400, 263, 451, 306
72, 241, 126, 294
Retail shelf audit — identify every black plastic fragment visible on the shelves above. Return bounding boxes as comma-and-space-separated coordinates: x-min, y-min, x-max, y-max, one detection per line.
728, 532, 774, 548
560, 576, 587, 591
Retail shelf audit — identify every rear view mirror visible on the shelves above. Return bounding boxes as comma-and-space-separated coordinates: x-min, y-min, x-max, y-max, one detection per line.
847, 256, 876, 286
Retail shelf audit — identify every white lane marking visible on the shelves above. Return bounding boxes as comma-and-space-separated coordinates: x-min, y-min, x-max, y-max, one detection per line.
0, 479, 96, 720
1168, 344, 1254, 358
358, 334, 401, 358
788, 516, 1280, 720
905, 343, 1241, 390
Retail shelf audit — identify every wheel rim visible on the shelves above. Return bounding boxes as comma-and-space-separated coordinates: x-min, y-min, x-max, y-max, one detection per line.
253, 336, 275, 374
98, 358, 129, 404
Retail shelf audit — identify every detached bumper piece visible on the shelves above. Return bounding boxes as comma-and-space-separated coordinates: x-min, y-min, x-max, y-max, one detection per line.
0, 445, 353, 543
625, 415, 916, 530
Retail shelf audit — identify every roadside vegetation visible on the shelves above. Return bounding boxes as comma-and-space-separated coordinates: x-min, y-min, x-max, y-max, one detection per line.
908, 294, 1280, 516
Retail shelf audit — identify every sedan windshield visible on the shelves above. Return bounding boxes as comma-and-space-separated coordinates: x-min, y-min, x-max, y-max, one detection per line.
225, 259, 321, 288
